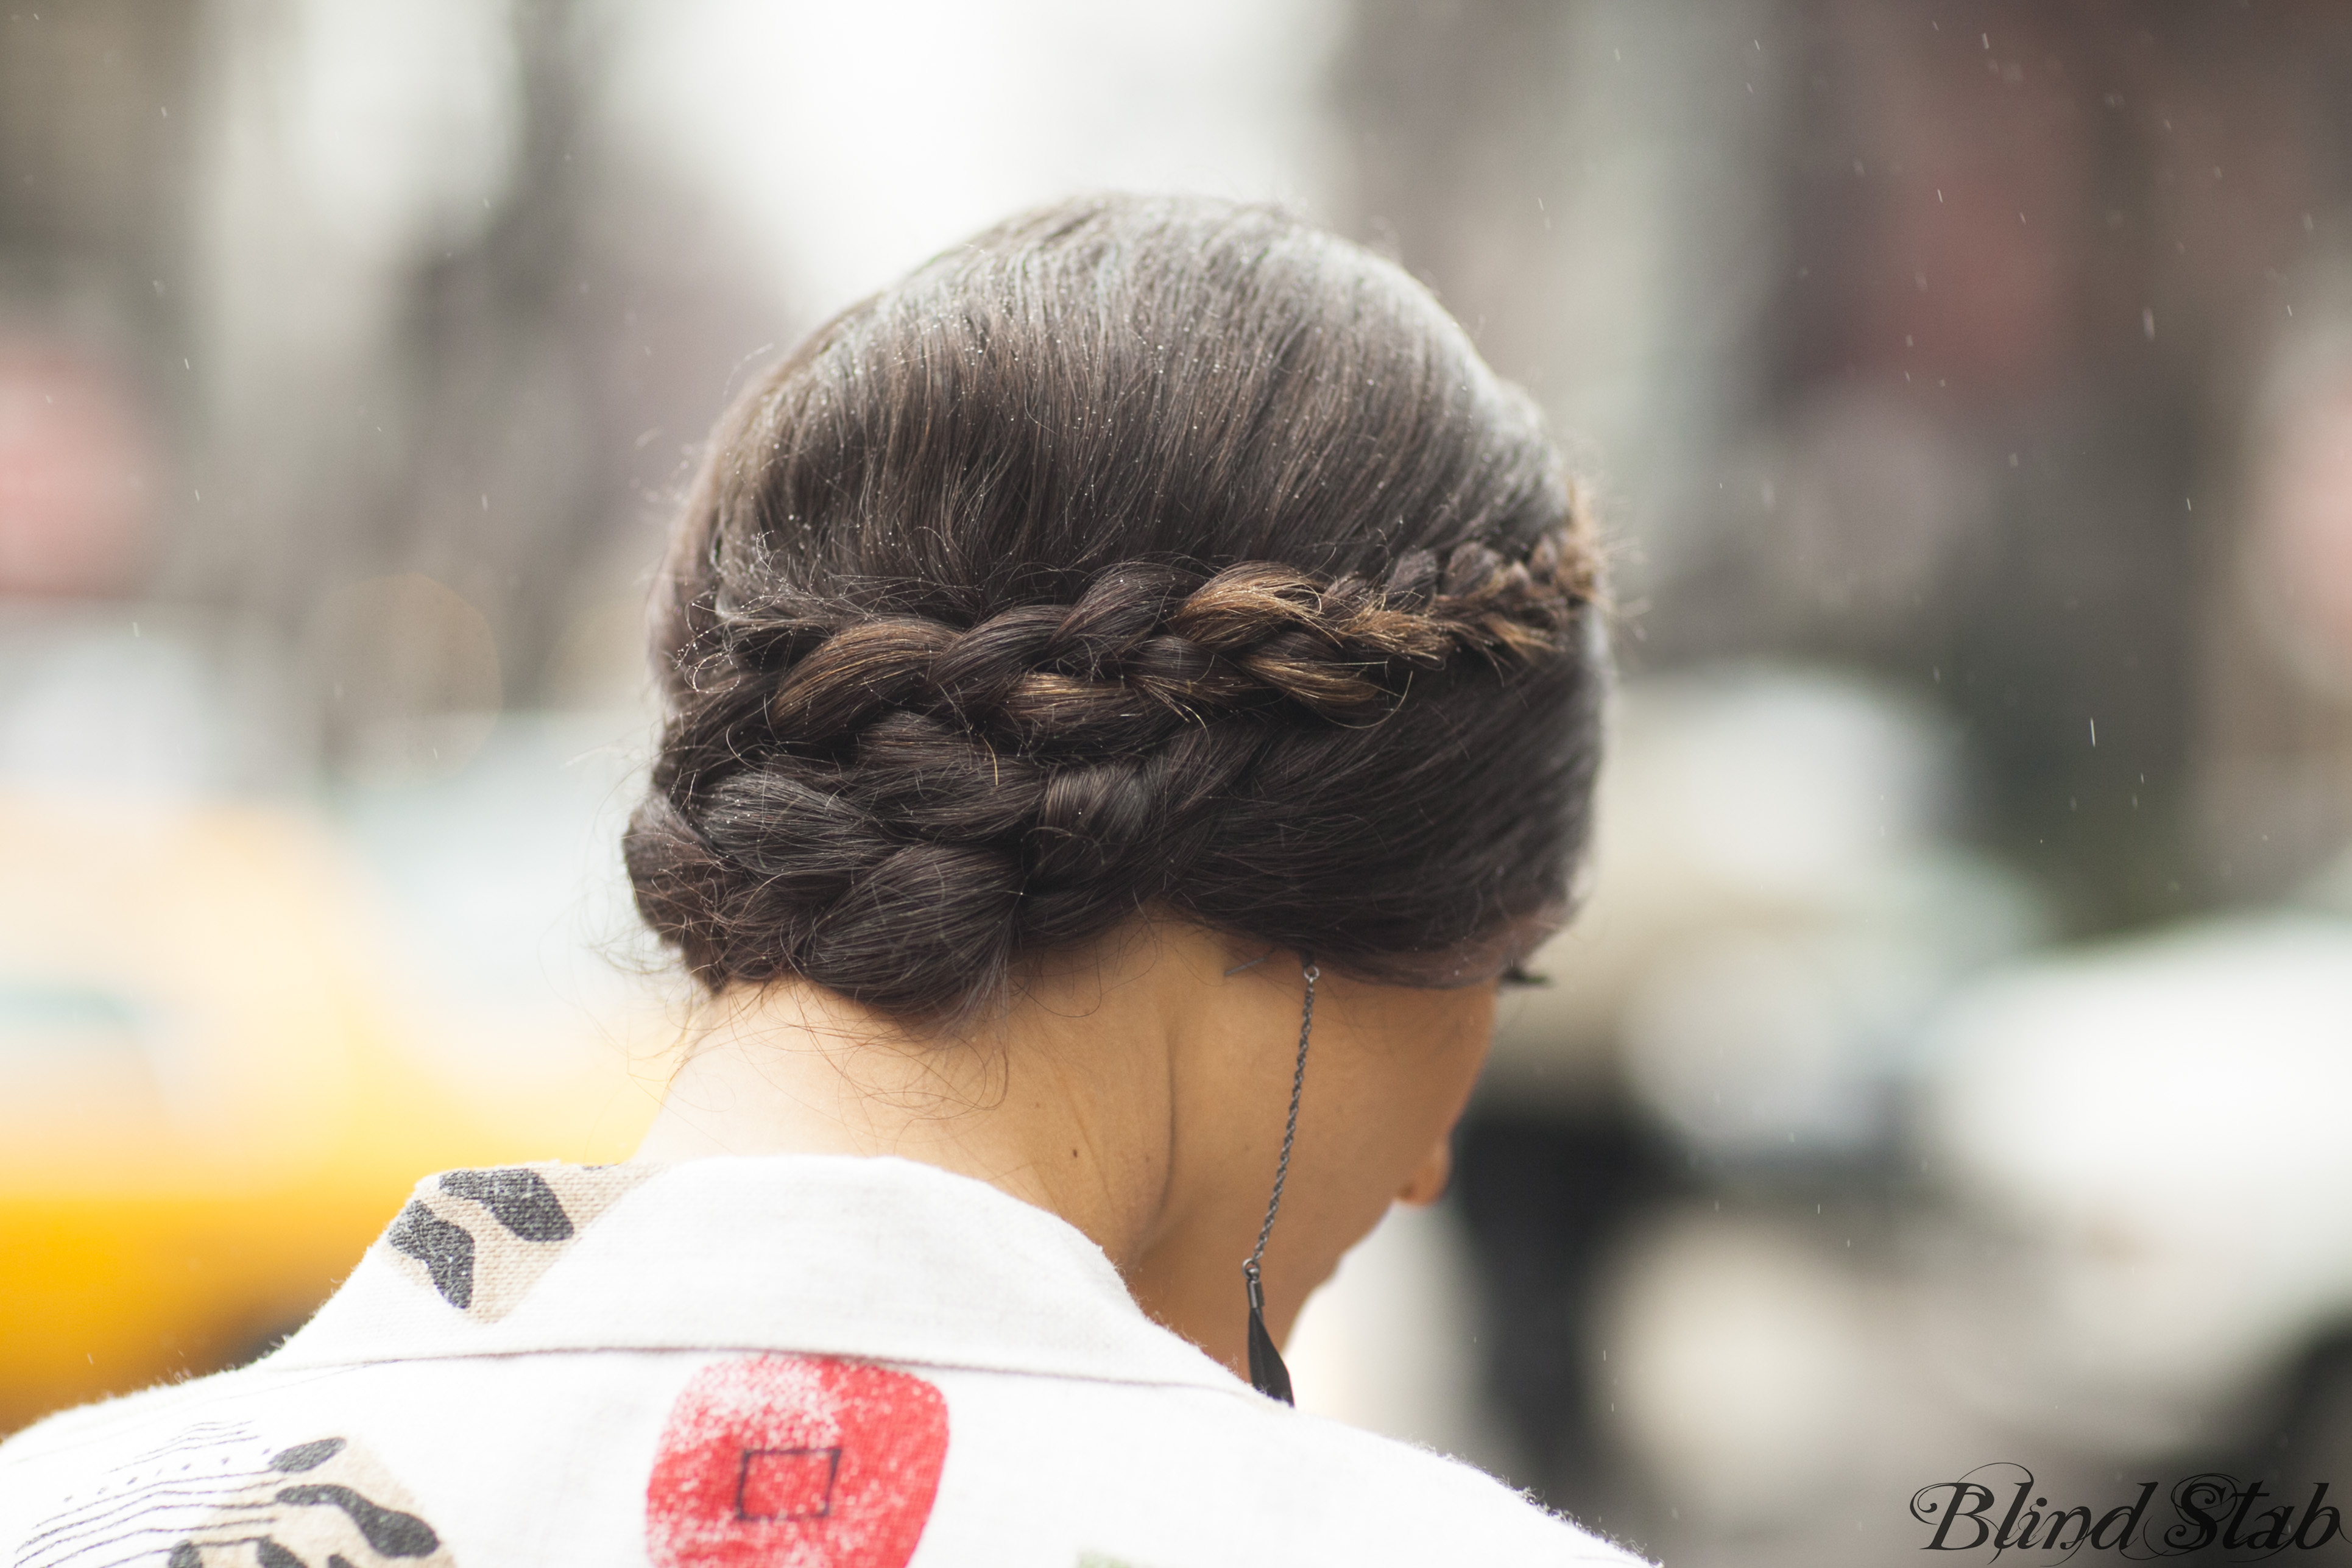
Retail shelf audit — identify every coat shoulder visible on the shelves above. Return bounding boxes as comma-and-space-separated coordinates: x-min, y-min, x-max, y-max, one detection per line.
1258, 1408, 1648, 1564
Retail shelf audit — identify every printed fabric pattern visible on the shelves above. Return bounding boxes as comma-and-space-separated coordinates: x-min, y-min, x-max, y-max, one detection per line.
0, 1157, 1647, 1568
646, 1356, 948, 1568
381, 1164, 651, 1321
14, 1425, 451, 1568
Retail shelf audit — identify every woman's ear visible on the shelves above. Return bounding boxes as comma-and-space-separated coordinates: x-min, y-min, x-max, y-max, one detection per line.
1395, 1135, 1452, 1207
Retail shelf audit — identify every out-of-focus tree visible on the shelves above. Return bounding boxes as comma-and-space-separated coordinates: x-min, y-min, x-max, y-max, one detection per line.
8, 2, 777, 780
188, 0, 773, 778
1332, 0, 1784, 614
0, 3, 197, 359
0, 3, 199, 603
1338, 0, 2352, 934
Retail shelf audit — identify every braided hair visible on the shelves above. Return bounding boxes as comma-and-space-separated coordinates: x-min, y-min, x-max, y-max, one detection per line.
625, 196, 1606, 1019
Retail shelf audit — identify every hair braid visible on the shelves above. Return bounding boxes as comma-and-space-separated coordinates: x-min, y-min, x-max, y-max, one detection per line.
624, 195, 1609, 1019
628, 523, 1594, 1007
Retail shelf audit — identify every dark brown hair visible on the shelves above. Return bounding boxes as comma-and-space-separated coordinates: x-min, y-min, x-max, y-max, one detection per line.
624, 195, 1605, 1019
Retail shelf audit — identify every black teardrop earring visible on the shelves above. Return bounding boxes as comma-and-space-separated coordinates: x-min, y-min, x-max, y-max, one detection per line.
1241, 956, 1318, 1404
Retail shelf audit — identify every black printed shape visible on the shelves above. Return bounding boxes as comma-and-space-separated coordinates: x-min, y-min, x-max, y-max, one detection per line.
438, 1168, 574, 1243
168, 1544, 202, 1568
269, 1438, 348, 1473
275, 1484, 441, 1558
387, 1199, 475, 1309
735, 1445, 842, 1522
256, 1540, 306, 1568
330, 1558, 356, 1568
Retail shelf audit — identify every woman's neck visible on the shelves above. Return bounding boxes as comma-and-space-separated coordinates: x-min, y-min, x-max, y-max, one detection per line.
629, 920, 1475, 1380
632, 945, 1187, 1274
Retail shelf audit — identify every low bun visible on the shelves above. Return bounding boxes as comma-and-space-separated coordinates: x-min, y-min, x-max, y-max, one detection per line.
626, 196, 1606, 1019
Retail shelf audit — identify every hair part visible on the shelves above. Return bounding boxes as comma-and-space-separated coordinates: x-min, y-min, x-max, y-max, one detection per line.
625, 194, 1606, 1021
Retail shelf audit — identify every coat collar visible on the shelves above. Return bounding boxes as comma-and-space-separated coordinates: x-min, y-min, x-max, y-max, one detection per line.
268, 1154, 1251, 1397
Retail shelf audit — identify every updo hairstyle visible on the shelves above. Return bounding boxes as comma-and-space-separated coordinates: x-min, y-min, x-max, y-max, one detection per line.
624, 196, 1606, 1019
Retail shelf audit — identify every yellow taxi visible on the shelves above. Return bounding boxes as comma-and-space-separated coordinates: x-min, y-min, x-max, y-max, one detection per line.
0, 784, 666, 1435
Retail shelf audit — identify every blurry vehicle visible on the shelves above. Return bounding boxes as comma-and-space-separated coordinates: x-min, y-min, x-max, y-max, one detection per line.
0, 781, 663, 1434
1493, 662, 2042, 1155
1912, 859, 2352, 1467
3, 788, 510, 1432
1455, 662, 2049, 1536
1470, 660, 2352, 1562
0, 608, 663, 1435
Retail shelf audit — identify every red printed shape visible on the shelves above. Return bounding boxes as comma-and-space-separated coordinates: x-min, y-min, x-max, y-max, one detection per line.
648, 1355, 949, 1568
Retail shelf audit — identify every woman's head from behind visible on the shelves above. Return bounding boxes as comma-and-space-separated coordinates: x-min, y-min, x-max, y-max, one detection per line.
626, 194, 1605, 1020
624, 195, 1606, 1371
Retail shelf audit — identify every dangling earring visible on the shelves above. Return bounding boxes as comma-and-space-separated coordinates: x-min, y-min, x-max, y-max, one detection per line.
1241, 956, 1318, 1404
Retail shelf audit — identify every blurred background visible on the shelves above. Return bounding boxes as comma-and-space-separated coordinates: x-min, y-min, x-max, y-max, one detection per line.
4, 2, 2351, 1563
